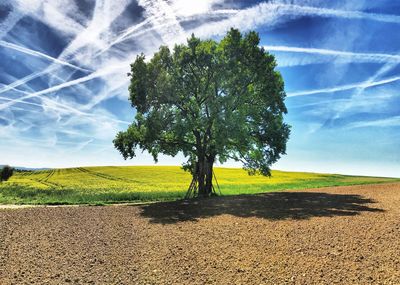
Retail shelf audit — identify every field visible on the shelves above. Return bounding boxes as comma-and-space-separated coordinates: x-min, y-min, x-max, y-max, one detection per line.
0, 166, 398, 205
1, 183, 399, 284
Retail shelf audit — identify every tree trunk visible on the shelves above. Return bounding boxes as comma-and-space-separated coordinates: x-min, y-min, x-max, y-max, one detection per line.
197, 154, 206, 197
192, 142, 215, 197
195, 153, 215, 197
204, 155, 215, 196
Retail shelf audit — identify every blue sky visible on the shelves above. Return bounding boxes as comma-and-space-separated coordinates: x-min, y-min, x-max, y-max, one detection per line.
0, 0, 399, 177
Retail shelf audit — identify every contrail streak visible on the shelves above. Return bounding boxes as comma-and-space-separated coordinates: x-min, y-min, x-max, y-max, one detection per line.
0, 96, 44, 109
0, 66, 59, 95
0, 92, 130, 125
53, 0, 131, 62
138, 0, 185, 44
331, 60, 399, 121
0, 40, 91, 72
263, 45, 400, 63
96, 9, 239, 57
101, 3, 400, 56
96, 17, 155, 56
189, 2, 400, 41
287, 75, 400, 97
0, 63, 129, 110
274, 3, 400, 24
346, 116, 400, 129
0, 82, 130, 126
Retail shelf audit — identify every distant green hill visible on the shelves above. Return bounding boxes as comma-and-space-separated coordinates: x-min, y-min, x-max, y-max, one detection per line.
0, 166, 398, 205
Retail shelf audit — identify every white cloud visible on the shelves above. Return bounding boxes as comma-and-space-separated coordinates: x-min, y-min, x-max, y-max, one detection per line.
138, 0, 185, 45
15, 0, 84, 36
170, 0, 225, 17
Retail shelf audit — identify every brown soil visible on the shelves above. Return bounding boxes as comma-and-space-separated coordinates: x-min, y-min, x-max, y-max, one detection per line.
0, 183, 399, 285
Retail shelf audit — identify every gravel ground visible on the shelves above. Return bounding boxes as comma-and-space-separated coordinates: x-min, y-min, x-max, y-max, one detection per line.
0, 183, 399, 284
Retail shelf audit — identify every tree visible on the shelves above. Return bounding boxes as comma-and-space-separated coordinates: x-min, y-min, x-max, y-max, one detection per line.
0, 165, 14, 182
114, 28, 290, 197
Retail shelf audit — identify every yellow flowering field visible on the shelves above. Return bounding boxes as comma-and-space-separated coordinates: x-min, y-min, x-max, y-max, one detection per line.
0, 166, 397, 205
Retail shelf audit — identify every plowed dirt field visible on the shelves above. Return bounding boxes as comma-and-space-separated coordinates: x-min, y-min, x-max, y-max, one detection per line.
1, 183, 399, 284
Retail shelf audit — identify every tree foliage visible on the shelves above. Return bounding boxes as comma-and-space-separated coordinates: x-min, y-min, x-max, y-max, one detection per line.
114, 28, 290, 197
0, 165, 14, 182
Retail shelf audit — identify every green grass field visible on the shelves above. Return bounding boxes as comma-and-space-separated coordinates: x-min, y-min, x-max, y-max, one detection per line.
0, 166, 398, 205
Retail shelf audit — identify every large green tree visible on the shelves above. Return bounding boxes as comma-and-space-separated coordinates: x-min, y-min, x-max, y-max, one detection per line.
114, 28, 290, 197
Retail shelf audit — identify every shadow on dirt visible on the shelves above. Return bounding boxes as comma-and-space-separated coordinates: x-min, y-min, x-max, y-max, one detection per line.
139, 191, 384, 224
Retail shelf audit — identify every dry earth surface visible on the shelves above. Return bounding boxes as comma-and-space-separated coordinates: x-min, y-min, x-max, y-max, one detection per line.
0, 183, 399, 284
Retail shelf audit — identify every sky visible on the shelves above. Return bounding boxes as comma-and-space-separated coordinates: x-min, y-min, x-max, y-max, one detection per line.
0, 0, 399, 177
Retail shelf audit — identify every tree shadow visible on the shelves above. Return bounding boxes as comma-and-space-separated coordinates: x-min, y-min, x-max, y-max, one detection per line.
139, 191, 384, 224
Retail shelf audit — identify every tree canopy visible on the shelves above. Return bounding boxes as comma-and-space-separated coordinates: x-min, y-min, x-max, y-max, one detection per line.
114, 28, 290, 197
